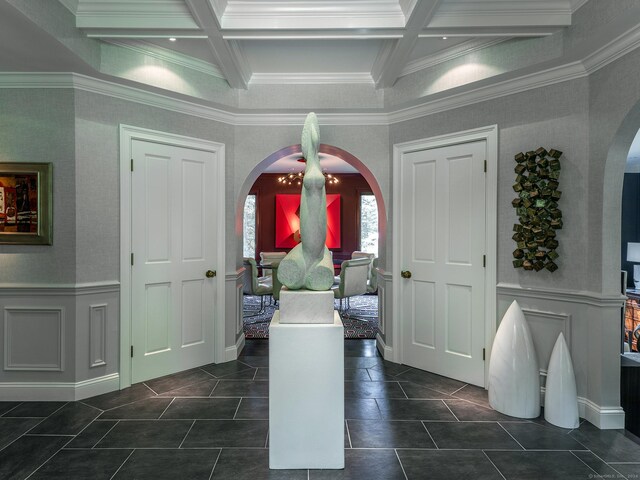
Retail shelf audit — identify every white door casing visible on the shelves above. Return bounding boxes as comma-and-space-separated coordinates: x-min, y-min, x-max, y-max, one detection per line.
392, 126, 497, 387
120, 125, 226, 389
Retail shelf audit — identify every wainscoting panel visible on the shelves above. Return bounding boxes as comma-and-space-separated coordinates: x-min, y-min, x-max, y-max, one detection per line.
376, 269, 393, 360
225, 269, 245, 361
89, 304, 107, 368
0, 282, 120, 400
4, 307, 64, 371
521, 307, 571, 374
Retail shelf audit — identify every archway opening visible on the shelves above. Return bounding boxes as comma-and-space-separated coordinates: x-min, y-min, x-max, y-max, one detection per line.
235, 143, 387, 340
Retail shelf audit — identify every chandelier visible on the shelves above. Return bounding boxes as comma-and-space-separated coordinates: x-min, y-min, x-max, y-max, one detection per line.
277, 171, 339, 186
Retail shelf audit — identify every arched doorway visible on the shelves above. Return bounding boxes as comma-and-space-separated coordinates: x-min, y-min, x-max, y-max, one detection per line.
235, 143, 388, 341
604, 101, 640, 434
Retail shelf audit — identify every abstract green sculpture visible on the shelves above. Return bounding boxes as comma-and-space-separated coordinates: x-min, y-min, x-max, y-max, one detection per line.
277, 113, 334, 290
511, 147, 562, 272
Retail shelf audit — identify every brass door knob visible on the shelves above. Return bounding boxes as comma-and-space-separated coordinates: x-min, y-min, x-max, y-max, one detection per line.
206, 270, 216, 278
401, 270, 412, 279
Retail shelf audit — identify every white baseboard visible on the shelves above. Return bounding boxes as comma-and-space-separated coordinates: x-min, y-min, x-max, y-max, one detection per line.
0, 373, 120, 401
225, 334, 245, 362
579, 397, 625, 429
376, 333, 393, 361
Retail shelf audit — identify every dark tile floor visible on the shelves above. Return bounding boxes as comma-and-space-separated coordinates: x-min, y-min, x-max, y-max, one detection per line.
2, 339, 640, 479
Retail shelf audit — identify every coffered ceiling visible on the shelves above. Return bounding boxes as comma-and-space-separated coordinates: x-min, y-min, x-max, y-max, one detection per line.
56, 0, 586, 89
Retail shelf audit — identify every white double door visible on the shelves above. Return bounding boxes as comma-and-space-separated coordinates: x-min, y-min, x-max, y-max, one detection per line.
399, 140, 487, 387
131, 139, 218, 384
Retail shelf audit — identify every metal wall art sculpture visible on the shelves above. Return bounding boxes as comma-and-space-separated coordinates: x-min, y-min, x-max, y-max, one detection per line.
511, 148, 562, 272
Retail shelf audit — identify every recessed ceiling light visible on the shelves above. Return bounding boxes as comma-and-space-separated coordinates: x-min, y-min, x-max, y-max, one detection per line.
442, 36, 448, 40
169, 37, 177, 42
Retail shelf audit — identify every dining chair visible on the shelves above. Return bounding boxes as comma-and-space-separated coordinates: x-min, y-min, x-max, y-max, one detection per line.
332, 257, 370, 316
351, 251, 377, 293
242, 257, 273, 316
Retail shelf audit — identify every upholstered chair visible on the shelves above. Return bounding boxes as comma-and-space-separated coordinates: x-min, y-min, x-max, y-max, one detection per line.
259, 251, 287, 265
242, 257, 273, 316
351, 251, 377, 293
331, 257, 370, 315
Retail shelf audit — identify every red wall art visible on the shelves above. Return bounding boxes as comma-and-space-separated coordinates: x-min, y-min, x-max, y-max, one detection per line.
275, 193, 341, 248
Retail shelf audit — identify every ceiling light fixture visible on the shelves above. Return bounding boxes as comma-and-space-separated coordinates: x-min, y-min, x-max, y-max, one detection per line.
277, 171, 339, 186
442, 36, 448, 40
169, 37, 177, 42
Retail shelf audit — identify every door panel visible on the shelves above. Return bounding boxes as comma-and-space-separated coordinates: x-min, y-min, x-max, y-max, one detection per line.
131, 140, 217, 384
401, 140, 486, 386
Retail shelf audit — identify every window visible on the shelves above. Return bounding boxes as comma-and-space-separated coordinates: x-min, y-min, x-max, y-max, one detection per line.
359, 193, 378, 256
243, 194, 256, 258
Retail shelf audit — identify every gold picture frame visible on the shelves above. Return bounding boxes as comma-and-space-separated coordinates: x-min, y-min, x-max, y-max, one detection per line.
0, 163, 52, 245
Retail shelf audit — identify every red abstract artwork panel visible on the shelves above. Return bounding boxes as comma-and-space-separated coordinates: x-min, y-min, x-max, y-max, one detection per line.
275, 194, 341, 248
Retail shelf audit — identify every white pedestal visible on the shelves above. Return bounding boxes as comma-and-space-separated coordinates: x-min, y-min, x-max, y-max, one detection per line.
279, 287, 335, 324
269, 310, 344, 469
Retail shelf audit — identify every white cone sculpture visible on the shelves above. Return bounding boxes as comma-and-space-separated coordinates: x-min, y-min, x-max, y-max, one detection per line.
488, 300, 540, 418
544, 332, 579, 428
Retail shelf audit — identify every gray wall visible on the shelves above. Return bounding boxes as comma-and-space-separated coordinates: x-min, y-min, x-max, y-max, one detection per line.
389, 78, 590, 291
0, 89, 77, 285
73, 89, 235, 283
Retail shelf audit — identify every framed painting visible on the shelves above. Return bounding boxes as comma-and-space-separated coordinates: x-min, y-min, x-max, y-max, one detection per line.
0, 163, 52, 245
275, 193, 341, 248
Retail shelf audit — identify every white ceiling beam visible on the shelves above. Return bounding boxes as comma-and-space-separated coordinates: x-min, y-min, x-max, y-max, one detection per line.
420, 27, 558, 38
184, 0, 249, 89
84, 29, 207, 38
220, 0, 405, 30
372, 0, 442, 88
222, 29, 405, 40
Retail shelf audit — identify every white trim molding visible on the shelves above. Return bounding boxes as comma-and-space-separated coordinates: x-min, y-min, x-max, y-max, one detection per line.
0, 281, 120, 296
4, 307, 65, 372
497, 283, 626, 308
226, 333, 246, 362
89, 303, 108, 368
579, 398, 625, 430
249, 72, 374, 85
376, 332, 393, 361
0, 373, 120, 402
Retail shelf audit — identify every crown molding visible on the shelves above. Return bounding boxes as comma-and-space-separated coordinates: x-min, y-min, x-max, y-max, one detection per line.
249, 72, 374, 85
388, 60, 587, 124
400, 38, 507, 78
582, 22, 640, 75
105, 40, 224, 79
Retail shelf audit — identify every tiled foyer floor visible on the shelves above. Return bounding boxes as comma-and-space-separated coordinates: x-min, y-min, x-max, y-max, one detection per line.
1, 340, 640, 479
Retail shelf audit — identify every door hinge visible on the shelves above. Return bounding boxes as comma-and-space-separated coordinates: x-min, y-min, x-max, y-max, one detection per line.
484, 160, 487, 172
483, 255, 486, 267
483, 348, 486, 361
131, 253, 134, 266
130, 345, 134, 358
131, 158, 134, 172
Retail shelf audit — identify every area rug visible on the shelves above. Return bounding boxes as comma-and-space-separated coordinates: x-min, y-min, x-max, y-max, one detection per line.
243, 294, 379, 339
